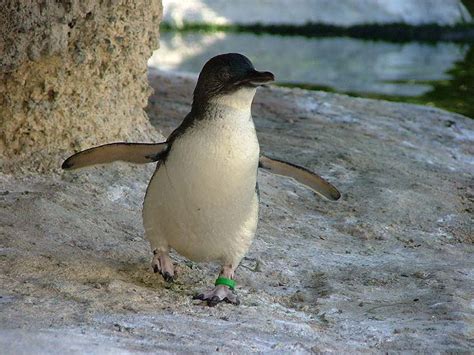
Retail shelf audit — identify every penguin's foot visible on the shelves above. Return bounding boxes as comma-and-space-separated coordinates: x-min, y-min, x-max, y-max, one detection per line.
151, 250, 175, 282
193, 265, 239, 306
193, 285, 240, 307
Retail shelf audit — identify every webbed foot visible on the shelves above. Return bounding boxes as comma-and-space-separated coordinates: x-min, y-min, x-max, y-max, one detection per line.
152, 250, 175, 282
193, 285, 240, 307
193, 265, 239, 306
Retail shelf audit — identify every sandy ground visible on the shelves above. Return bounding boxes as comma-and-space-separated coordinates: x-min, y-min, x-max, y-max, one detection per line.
1, 70, 473, 353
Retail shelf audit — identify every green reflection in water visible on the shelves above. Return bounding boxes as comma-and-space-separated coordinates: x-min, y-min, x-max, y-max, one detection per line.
421, 44, 474, 118
279, 45, 474, 119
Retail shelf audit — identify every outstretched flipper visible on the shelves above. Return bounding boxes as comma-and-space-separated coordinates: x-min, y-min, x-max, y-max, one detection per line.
259, 155, 341, 201
62, 142, 168, 170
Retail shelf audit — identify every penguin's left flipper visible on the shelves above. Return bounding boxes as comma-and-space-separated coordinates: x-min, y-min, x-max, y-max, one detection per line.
258, 155, 341, 201
62, 142, 168, 170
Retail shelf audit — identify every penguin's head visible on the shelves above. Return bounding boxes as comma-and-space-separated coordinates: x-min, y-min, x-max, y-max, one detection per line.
193, 53, 274, 109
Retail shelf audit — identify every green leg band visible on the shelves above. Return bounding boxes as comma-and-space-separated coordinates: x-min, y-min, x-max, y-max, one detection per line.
215, 276, 236, 290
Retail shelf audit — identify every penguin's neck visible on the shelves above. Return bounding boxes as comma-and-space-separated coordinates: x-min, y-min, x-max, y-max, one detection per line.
192, 87, 257, 118
210, 87, 257, 111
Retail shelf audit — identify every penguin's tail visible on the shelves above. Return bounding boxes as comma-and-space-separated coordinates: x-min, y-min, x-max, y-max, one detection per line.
62, 142, 168, 170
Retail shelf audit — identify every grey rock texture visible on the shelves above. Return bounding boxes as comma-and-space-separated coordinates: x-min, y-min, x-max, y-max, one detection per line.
0, 0, 162, 173
1, 71, 473, 352
162, 0, 472, 27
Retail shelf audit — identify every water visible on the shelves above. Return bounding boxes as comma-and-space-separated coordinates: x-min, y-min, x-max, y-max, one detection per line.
149, 31, 474, 118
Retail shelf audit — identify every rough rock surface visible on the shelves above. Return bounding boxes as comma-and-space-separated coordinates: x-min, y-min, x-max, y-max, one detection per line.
1, 71, 473, 352
0, 0, 162, 173
162, 0, 472, 27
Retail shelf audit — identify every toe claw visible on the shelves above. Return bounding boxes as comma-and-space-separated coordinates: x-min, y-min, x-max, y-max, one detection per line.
193, 293, 205, 300
224, 296, 240, 305
162, 272, 174, 283
207, 296, 221, 307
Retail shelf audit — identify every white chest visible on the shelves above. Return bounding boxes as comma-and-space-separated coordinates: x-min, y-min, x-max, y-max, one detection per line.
167, 106, 259, 203
143, 104, 260, 262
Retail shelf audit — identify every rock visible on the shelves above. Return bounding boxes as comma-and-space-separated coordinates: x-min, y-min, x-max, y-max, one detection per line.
0, 71, 472, 352
0, 1, 163, 173
162, 0, 472, 27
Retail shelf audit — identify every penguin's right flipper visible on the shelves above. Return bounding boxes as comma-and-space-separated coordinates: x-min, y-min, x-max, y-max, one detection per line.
62, 142, 168, 170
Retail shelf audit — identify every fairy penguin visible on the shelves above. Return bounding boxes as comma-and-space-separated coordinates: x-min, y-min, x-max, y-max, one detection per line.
144, 54, 274, 305
62, 53, 340, 306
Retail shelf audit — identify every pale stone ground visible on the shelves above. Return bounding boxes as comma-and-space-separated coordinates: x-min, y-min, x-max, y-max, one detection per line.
1, 71, 473, 353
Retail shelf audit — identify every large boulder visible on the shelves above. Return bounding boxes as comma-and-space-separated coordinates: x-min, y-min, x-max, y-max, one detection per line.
0, 0, 163, 173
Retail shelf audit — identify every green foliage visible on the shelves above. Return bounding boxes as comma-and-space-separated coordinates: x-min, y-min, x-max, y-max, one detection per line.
161, 21, 474, 43
461, 0, 474, 17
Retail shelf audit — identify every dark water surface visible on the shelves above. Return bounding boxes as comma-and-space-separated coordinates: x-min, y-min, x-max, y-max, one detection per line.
149, 32, 474, 118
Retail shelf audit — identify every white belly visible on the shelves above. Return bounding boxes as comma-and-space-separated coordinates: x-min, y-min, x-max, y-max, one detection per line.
143, 111, 260, 264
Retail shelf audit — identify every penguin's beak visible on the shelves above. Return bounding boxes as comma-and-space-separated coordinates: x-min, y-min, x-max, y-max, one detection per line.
237, 70, 275, 87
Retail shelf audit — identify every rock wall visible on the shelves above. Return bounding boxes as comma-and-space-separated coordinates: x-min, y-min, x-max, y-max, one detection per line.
0, 0, 163, 173
162, 0, 472, 27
